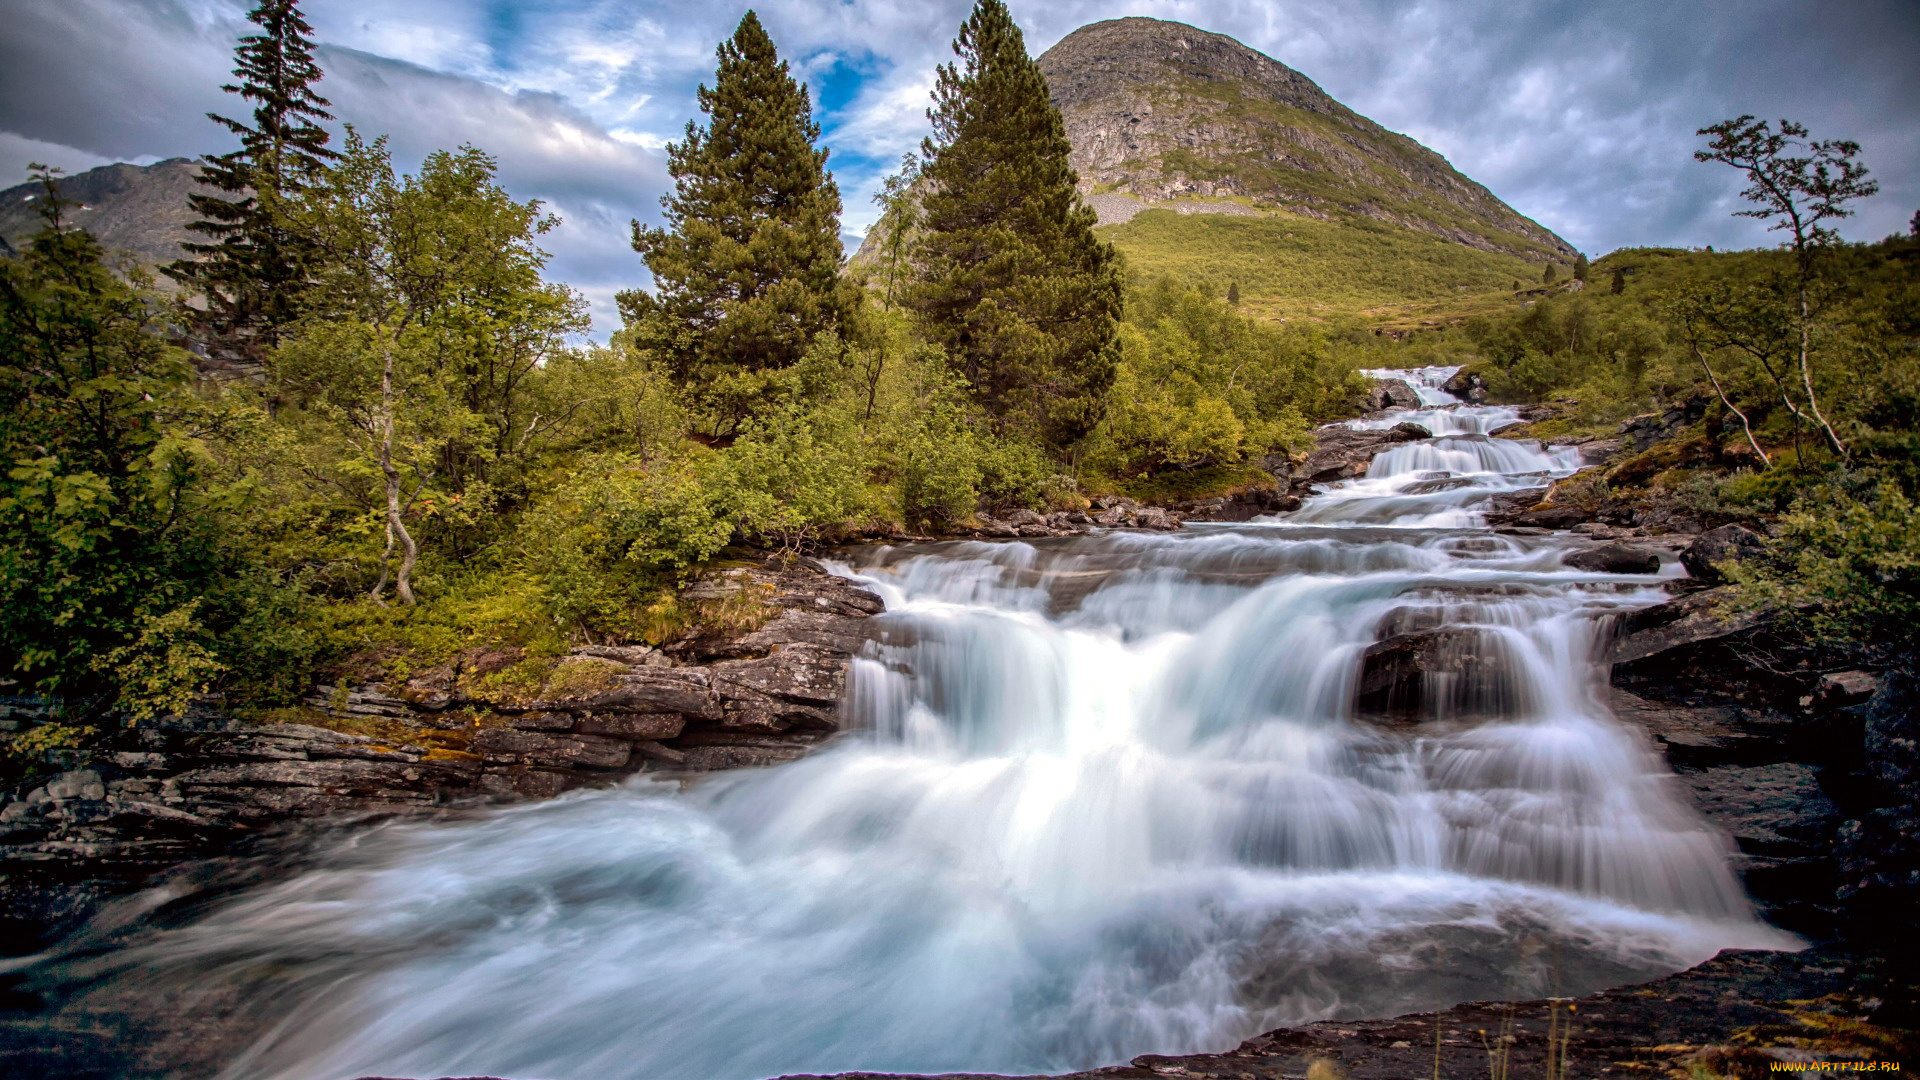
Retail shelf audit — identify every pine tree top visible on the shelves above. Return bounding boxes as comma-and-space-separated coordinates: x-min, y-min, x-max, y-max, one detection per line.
919, 0, 1084, 234
654, 10, 836, 238
206, 0, 337, 193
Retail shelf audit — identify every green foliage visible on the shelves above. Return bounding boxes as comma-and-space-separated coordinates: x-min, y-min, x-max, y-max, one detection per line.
623, 11, 852, 435
1573, 253, 1590, 282
4, 722, 97, 781
96, 600, 225, 722
907, 0, 1122, 449
166, 0, 337, 352
0, 172, 243, 708
1726, 482, 1920, 660
722, 399, 871, 548
521, 452, 732, 639
1089, 279, 1360, 476
274, 131, 587, 603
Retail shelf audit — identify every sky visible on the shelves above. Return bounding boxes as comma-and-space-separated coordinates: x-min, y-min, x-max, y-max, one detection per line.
1, 0, 1916, 336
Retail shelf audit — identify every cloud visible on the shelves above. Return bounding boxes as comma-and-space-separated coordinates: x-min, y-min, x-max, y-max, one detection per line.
2, 0, 1916, 336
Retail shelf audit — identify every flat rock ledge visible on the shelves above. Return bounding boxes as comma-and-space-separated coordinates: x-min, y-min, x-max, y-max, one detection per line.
0, 558, 884, 947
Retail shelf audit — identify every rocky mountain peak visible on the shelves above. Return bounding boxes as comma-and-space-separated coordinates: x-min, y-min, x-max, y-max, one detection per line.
1036, 17, 1574, 258
0, 157, 203, 267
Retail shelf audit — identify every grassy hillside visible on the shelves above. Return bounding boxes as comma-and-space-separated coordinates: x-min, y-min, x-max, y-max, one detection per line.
1100, 207, 1547, 321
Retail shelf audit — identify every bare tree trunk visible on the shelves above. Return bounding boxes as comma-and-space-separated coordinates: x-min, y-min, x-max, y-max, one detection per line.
1796, 283, 1849, 458
368, 521, 394, 603
1689, 339, 1769, 467
376, 342, 419, 605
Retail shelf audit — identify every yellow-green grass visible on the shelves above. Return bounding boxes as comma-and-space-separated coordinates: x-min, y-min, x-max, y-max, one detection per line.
1101, 209, 1548, 323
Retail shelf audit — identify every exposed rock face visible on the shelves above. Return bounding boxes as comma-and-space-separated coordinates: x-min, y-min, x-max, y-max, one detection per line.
1168, 487, 1300, 521
1363, 377, 1421, 411
957, 497, 1184, 538
1440, 366, 1488, 402
1284, 422, 1429, 488
0, 158, 202, 269
1838, 666, 1920, 956
1032, 18, 1573, 258
1680, 523, 1768, 583
0, 559, 884, 948
1610, 587, 1771, 669
1619, 395, 1709, 452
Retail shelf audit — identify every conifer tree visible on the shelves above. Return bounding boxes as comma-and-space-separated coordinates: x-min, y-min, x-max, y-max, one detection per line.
622, 11, 850, 434
1542, 262, 1558, 285
1573, 253, 1590, 282
905, 0, 1121, 448
1227, 281, 1241, 306
1610, 267, 1626, 295
166, 0, 336, 357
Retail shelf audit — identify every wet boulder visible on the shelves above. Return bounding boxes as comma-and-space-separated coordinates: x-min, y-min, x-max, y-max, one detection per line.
1402, 476, 1475, 496
1564, 542, 1660, 574
1365, 378, 1423, 411
1679, 524, 1767, 583
1611, 587, 1768, 666
1355, 629, 1521, 722
1440, 367, 1487, 402
1290, 424, 1428, 487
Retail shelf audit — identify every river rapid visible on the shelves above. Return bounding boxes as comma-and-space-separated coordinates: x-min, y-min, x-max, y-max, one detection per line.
19, 366, 1795, 1080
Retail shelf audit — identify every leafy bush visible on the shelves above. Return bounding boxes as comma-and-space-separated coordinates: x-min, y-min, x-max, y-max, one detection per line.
521, 453, 734, 638
1727, 482, 1920, 659
1089, 280, 1355, 478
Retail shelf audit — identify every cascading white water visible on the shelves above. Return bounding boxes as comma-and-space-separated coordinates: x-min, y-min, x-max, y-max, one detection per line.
1293, 366, 1583, 528
28, 367, 1793, 1080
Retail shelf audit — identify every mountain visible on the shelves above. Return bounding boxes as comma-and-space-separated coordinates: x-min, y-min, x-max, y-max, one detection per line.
855, 17, 1575, 324
1037, 18, 1572, 258
0, 158, 202, 269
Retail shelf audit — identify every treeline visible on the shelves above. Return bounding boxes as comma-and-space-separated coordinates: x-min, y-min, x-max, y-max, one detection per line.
0, 0, 1360, 724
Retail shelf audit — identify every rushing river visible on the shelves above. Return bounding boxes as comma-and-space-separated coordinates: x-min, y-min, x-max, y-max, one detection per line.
18, 366, 1793, 1080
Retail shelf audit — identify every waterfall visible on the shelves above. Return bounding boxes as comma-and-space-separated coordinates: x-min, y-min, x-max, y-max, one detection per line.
21, 383, 1793, 1080
1291, 366, 1583, 529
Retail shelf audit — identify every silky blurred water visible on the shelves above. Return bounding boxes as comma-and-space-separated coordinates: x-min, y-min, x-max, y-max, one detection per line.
18, 366, 1792, 1080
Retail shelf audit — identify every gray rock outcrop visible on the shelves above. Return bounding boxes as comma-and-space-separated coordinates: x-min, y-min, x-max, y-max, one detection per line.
1032, 18, 1574, 258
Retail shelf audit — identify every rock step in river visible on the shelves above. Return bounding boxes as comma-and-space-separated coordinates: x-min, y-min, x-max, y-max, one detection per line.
6, 365, 1794, 1080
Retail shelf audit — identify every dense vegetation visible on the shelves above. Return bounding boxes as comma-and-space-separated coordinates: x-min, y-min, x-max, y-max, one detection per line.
0, 0, 1362, 743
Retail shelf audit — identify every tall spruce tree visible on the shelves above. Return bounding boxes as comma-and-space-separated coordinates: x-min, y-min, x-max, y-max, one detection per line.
1573, 252, 1590, 282
905, 0, 1121, 448
167, 0, 335, 358
622, 11, 850, 434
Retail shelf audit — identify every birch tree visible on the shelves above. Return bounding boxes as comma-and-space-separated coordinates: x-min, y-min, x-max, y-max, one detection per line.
1696, 116, 1878, 459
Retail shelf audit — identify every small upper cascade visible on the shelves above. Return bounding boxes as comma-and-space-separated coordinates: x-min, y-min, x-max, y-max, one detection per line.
1278, 367, 1582, 528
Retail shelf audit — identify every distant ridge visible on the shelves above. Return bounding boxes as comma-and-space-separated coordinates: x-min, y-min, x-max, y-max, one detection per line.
0, 158, 202, 268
